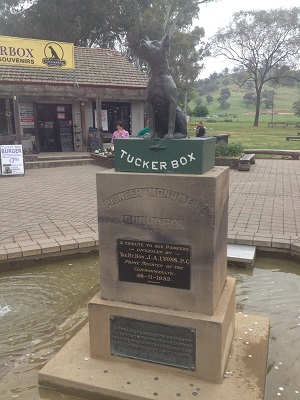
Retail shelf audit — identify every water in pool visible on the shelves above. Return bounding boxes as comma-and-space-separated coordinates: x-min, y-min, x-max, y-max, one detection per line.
0, 253, 299, 400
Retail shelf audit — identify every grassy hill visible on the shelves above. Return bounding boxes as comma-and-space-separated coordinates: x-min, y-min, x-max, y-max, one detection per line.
187, 76, 300, 150
189, 78, 300, 116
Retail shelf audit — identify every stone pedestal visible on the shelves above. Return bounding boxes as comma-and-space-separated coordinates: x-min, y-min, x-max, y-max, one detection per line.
88, 167, 234, 383
39, 165, 269, 399
96, 168, 229, 315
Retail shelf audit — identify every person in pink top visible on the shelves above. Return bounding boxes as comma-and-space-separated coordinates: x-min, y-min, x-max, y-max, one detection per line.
111, 121, 129, 143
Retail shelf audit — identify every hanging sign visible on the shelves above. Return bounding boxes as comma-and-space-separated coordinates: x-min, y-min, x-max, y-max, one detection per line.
0, 35, 74, 69
94, 109, 109, 131
0, 145, 25, 176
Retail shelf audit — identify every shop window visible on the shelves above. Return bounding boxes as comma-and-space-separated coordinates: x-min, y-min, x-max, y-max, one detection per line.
93, 102, 131, 134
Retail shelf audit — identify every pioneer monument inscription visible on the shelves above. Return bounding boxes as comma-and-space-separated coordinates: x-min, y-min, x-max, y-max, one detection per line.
118, 239, 191, 289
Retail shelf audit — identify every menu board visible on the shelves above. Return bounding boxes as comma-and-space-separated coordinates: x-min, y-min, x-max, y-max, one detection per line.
59, 120, 74, 151
88, 128, 99, 151
0, 145, 24, 175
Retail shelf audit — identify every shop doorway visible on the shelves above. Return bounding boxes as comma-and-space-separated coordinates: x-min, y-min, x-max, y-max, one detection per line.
36, 104, 74, 152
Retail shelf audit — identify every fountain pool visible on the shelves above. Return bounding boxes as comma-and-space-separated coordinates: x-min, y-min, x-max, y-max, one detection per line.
0, 253, 299, 400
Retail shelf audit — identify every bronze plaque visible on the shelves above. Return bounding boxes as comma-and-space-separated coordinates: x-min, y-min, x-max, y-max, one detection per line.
117, 239, 190, 289
110, 316, 196, 370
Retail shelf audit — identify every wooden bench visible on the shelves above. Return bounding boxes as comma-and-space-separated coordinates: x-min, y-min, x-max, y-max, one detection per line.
238, 153, 255, 171
244, 149, 300, 160
268, 122, 288, 128
286, 135, 300, 140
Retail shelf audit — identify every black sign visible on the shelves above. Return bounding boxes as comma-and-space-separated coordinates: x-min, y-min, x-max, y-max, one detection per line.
59, 120, 74, 151
88, 127, 99, 151
117, 239, 190, 289
110, 316, 196, 370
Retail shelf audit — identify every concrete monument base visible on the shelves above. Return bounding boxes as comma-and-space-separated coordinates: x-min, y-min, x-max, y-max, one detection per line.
89, 277, 235, 383
38, 312, 269, 400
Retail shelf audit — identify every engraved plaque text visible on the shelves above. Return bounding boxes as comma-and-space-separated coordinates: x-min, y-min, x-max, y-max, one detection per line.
110, 316, 196, 370
118, 239, 190, 289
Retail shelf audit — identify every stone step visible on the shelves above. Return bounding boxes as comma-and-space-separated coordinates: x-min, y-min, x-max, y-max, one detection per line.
24, 158, 96, 169
227, 244, 256, 267
36, 155, 92, 161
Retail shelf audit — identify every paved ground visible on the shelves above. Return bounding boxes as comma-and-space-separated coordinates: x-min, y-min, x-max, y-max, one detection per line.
0, 158, 300, 262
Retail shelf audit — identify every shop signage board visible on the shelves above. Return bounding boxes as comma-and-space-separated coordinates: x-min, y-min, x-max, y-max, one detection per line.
94, 110, 109, 131
0, 35, 74, 69
0, 145, 25, 176
19, 103, 34, 126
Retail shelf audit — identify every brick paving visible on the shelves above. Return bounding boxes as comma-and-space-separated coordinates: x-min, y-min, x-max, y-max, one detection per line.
0, 159, 299, 263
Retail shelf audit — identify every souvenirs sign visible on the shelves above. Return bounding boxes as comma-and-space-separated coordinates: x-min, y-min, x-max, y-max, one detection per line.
0, 145, 24, 175
0, 35, 74, 69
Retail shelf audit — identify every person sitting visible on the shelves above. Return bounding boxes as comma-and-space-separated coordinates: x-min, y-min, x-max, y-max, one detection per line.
196, 121, 206, 137
111, 121, 129, 143
137, 126, 150, 137
137, 119, 150, 137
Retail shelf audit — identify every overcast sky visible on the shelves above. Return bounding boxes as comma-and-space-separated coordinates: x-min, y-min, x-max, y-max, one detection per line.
195, 0, 299, 77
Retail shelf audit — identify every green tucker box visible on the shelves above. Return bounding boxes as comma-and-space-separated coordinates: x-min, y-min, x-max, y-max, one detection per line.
113, 137, 216, 174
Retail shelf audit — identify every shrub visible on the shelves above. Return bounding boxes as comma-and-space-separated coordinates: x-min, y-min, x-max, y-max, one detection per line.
193, 105, 209, 117
215, 142, 244, 157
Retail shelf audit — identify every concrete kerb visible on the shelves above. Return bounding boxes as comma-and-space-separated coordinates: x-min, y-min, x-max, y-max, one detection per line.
0, 234, 99, 270
0, 232, 299, 270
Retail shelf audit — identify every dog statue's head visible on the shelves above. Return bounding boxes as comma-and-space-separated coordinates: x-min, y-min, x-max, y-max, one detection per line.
139, 35, 170, 66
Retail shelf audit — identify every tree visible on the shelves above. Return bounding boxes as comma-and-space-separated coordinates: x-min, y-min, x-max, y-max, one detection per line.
0, 0, 121, 47
0, 0, 216, 109
219, 87, 231, 101
193, 105, 209, 117
292, 100, 300, 116
168, 27, 208, 109
243, 92, 256, 107
217, 87, 231, 109
262, 89, 274, 109
206, 94, 213, 103
210, 8, 300, 126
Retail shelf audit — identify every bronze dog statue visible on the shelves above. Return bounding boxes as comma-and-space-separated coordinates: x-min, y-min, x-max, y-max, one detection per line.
139, 35, 187, 139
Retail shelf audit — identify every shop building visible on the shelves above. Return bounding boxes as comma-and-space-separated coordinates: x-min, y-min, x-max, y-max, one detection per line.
0, 36, 147, 153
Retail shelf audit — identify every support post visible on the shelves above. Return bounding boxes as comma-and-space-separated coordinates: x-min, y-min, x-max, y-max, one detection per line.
12, 95, 22, 144
96, 95, 103, 150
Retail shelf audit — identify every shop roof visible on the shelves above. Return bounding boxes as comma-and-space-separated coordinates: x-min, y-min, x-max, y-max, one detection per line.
0, 46, 148, 89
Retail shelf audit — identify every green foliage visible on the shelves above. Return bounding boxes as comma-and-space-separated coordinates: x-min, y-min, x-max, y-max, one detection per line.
167, 27, 208, 106
243, 92, 256, 107
292, 99, 300, 116
206, 94, 213, 103
217, 87, 231, 109
215, 141, 244, 157
219, 87, 231, 100
193, 105, 209, 117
